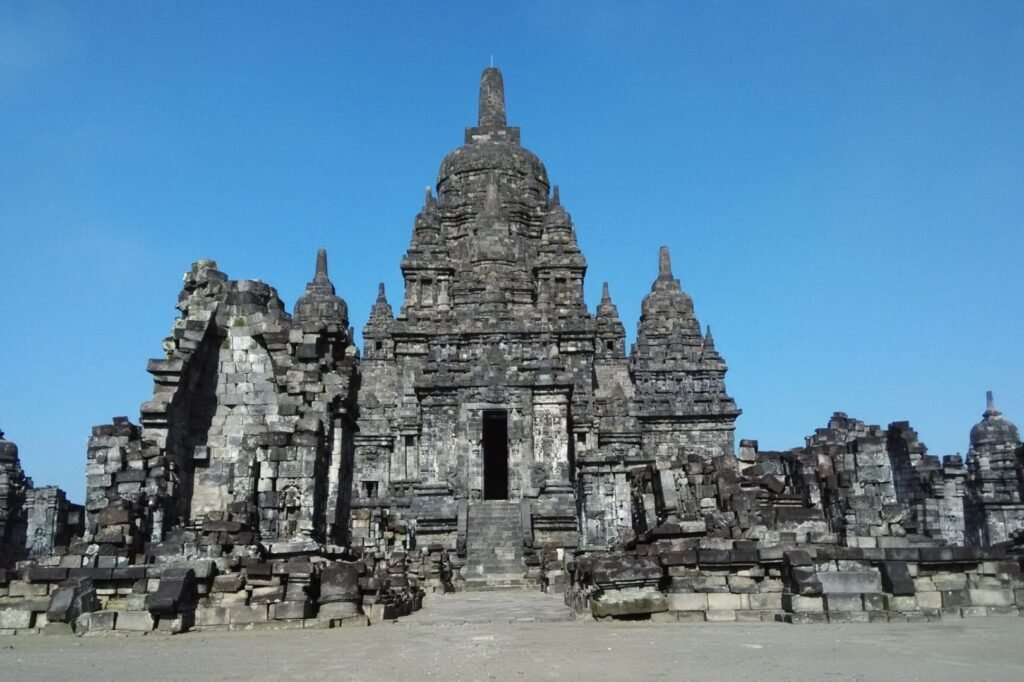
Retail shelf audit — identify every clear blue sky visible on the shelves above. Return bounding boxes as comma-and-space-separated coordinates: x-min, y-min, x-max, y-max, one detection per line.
2, 2, 1022, 501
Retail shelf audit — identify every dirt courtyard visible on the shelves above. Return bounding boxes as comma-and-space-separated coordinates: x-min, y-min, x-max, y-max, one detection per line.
2, 593, 1024, 681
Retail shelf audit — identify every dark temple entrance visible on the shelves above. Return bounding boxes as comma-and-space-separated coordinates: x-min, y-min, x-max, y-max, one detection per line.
482, 410, 509, 500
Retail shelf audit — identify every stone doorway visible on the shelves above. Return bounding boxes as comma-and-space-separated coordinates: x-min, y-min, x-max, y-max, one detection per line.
482, 410, 509, 500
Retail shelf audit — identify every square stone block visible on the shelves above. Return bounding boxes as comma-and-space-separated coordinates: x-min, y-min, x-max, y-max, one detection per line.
916, 591, 942, 610
114, 611, 154, 632
785, 612, 828, 624
591, 588, 667, 618
318, 602, 360, 620
76, 610, 116, 633
823, 594, 863, 612
748, 593, 782, 611
706, 593, 742, 610
196, 607, 229, 627
885, 595, 918, 612
228, 604, 268, 624
828, 611, 870, 624
817, 571, 881, 595
735, 610, 764, 622
666, 593, 707, 612
272, 601, 313, 620
0, 609, 34, 629
649, 611, 678, 623
783, 594, 824, 613
8, 581, 48, 598
966, 589, 1014, 607
705, 609, 736, 622
675, 611, 706, 622
726, 576, 759, 593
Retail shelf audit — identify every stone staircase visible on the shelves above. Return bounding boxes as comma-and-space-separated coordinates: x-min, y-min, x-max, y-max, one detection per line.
461, 501, 534, 590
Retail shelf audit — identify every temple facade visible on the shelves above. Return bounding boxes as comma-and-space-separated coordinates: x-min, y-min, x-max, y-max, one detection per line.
349, 68, 738, 583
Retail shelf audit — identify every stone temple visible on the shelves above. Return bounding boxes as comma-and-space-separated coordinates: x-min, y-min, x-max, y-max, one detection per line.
1, 68, 1024, 633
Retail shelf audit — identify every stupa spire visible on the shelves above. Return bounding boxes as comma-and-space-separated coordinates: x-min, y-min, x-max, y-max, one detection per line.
658, 245, 673, 280
315, 248, 329, 281
985, 390, 1001, 417
478, 67, 507, 128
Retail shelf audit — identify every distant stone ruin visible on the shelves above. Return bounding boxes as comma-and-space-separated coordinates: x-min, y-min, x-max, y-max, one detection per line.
1, 69, 1022, 634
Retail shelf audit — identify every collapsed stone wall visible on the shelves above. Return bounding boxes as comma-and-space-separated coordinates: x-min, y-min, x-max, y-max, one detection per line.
568, 545, 1024, 623
0, 549, 423, 635
80, 254, 359, 562
0, 431, 82, 568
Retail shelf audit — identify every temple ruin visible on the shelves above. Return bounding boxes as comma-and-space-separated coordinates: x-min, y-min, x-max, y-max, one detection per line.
1, 68, 1023, 633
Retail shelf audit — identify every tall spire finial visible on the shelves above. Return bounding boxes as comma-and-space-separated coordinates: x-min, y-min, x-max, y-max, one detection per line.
377, 282, 386, 302
658, 245, 673, 280
985, 390, 1001, 417
551, 185, 560, 207
478, 67, 507, 128
601, 281, 611, 302
315, 248, 328, 281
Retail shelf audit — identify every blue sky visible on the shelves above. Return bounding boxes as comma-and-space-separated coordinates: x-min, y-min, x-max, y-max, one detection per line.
1, 2, 1022, 500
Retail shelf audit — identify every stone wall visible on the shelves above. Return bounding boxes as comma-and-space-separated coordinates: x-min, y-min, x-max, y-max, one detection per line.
0, 431, 80, 568
568, 545, 1024, 623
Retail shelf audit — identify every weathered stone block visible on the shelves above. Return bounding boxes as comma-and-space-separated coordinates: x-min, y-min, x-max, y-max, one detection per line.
590, 588, 667, 618
966, 589, 1015, 607
0, 609, 34, 629
319, 562, 361, 603
8, 580, 48, 598
272, 601, 313, 620
705, 609, 736, 621
748, 592, 782, 610
147, 567, 195, 615
782, 594, 824, 613
726, 576, 759, 593
114, 611, 154, 632
590, 555, 663, 587
76, 610, 116, 633
706, 592, 742, 610
817, 571, 881, 594
318, 601, 360, 620
823, 594, 863, 612
884, 595, 918, 611
212, 574, 245, 593
195, 606, 229, 627
675, 610, 706, 622
880, 562, 915, 596
916, 591, 943, 609
47, 577, 99, 623
227, 604, 268, 624
828, 611, 870, 623
666, 592, 707, 612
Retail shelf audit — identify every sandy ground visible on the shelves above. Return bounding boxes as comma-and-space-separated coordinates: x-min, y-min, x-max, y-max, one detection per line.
3, 593, 1024, 681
